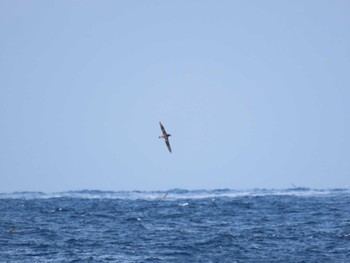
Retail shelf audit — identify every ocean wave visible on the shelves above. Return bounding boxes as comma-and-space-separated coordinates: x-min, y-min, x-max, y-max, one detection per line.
0, 188, 349, 200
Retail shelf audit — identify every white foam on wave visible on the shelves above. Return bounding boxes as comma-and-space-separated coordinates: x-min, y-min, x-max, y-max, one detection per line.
0, 188, 349, 200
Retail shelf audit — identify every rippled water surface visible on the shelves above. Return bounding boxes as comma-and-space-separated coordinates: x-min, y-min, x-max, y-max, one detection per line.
1, 189, 350, 262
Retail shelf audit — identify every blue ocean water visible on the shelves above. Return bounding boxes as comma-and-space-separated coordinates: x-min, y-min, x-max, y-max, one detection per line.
1, 188, 350, 262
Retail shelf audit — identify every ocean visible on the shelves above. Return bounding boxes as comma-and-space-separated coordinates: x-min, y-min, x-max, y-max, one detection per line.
1, 188, 349, 262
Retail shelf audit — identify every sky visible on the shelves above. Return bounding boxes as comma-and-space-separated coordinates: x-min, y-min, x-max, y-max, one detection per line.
0, 1, 349, 192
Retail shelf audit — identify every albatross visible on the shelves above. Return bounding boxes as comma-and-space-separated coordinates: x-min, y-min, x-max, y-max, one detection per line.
159, 121, 172, 153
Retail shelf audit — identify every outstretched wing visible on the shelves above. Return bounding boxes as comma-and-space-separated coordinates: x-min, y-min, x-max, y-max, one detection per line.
165, 138, 172, 153
159, 121, 167, 135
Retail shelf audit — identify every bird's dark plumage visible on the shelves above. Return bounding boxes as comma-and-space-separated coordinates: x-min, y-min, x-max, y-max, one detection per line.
159, 122, 172, 153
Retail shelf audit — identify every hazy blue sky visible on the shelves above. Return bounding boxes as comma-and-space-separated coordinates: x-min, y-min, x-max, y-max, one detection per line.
1, 1, 349, 192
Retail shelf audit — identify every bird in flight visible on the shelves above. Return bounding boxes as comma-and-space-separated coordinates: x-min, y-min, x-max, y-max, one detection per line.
159, 121, 172, 153
161, 192, 168, 200
9, 226, 16, 234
